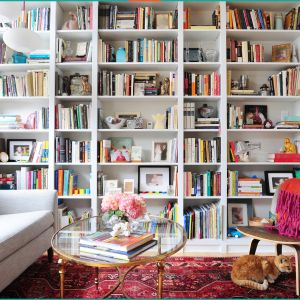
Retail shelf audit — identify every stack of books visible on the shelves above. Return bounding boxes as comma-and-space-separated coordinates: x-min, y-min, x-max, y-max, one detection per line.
29, 141, 49, 163
238, 177, 263, 196
196, 118, 220, 130
268, 67, 300, 96
28, 50, 50, 64
0, 114, 22, 130
55, 137, 91, 163
98, 38, 177, 63
184, 202, 223, 239
15, 167, 48, 190
76, 5, 93, 30
0, 173, 15, 190
55, 104, 90, 129
165, 105, 178, 129
184, 137, 221, 163
228, 170, 238, 196
268, 153, 300, 162
227, 39, 264, 62
227, 104, 243, 129
79, 232, 157, 262
184, 72, 220, 96
160, 202, 178, 222
184, 171, 221, 196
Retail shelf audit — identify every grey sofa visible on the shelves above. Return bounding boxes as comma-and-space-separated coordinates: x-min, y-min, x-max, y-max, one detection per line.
0, 190, 57, 292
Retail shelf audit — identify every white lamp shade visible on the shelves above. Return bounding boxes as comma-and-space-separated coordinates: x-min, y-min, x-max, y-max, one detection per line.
0, 2, 21, 23
3, 28, 42, 53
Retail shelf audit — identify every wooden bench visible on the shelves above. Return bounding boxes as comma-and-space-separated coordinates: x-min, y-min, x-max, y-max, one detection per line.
237, 226, 300, 296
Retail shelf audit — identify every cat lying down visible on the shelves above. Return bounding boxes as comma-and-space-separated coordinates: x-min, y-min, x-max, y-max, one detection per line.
231, 254, 292, 290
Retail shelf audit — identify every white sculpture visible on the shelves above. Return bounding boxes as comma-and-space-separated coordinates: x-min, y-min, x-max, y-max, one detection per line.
110, 222, 131, 237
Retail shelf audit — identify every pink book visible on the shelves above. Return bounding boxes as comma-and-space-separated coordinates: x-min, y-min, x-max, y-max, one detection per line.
89, 5, 93, 30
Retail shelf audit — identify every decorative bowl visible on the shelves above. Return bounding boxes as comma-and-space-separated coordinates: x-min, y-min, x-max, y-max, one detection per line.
105, 116, 126, 129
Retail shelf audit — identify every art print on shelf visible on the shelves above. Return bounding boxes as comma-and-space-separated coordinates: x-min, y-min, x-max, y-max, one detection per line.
104, 180, 118, 195
152, 141, 168, 162
244, 105, 268, 125
123, 179, 134, 194
228, 203, 248, 227
272, 43, 292, 62
110, 137, 132, 162
7, 139, 36, 162
265, 171, 294, 195
131, 146, 142, 162
138, 166, 171, 194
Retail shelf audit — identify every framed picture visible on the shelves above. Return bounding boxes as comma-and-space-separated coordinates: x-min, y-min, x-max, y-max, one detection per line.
115, 112, 141, 128
152, 141, 169, 162
7, 139, 35, 162
244, 105, 268, 125
228, 203, 248, 227
265, 171, 294, 195
131, 146, 142, 162
123, 179, 134, 194
104, 179, 118, 195
272, 43, 292, 62
155, 13, 171, 29
138, 166, 171, 193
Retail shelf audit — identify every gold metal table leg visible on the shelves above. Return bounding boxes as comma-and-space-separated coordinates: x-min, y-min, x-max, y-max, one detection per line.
58, 259, 65, 298
157, 261, 165, 299
95, 267, 99, 291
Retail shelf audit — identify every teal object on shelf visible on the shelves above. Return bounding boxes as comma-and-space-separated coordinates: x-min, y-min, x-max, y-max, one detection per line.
116, 48, 126, 62
12, 52, 27, 64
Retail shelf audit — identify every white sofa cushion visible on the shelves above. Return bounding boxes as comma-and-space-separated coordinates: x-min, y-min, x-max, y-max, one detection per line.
0, 210, 53, 262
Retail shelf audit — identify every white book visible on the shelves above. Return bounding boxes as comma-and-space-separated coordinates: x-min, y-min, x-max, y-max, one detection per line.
20, 167, 30, 190
191, 138, 195, 163
190, 102, 195, 129
282, 70, 287, 96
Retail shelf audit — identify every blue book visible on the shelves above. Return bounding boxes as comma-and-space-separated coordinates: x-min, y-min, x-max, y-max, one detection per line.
63, 170, 70, 196
257, 9, 265, 29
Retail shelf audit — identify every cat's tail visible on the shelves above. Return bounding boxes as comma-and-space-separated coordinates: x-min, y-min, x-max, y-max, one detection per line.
231, 274, 269, 290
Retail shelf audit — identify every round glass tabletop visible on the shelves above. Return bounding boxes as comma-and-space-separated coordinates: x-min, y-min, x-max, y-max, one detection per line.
51, 215, 187, 267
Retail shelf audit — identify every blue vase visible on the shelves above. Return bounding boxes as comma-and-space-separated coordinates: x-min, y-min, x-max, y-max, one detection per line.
116, 48, 126, 62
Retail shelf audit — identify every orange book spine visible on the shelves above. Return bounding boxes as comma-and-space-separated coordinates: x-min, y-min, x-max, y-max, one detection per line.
204, 75, 209, 96
58, 169, 63, 196
191, 73, 196, 96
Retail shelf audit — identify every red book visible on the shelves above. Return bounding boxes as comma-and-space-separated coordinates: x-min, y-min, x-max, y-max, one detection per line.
229, 141, 239, 162
274, 153, 300, 162
255, 44, 260, 62
243, 9, 250, 29
37, 169, 42, 189
89, 5, 93, 30
58, 169, 64, 196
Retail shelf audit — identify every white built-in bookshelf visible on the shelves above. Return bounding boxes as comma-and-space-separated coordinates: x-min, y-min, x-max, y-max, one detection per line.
1, 1, 300, 253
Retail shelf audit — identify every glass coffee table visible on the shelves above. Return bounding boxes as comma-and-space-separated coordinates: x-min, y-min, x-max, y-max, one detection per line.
51, 215, 187, 298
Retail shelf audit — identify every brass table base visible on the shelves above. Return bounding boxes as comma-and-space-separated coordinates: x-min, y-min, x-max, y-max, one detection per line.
58, 259, 165, 299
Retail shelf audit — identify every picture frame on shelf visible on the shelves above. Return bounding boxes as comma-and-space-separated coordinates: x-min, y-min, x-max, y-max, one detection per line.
138, 166, 171, 193
152, 140, 169, 162
104, 179, 118, 195
272, 43, 292, 62
7, 139, 36, 162
264, 171, 294, 195
155, 13, 172, 29
228, 203, 249, 227
115, 112, 141, 128
131, 146, 142, 162
123, 179, 134, 194
244, 105, 268, 125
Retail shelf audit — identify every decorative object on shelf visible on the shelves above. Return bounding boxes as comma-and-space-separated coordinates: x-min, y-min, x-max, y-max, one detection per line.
110, 137, 132, 163
234, 141, 250, 162
152, 140, 168, 162
62, 12, 79, 30
227, 203, 248, 227
292, 45, 298, 63
0, 152, 8, 163
133, 117, 143, 129
64, 40, 74, 57
245, 105, 267, 126
264, 119, 273, 129
183, 48, 204, 62
138, 166, 171, 194
116, 48, 126, 62
152, 113, 165, 129
62, 76, 71, 96
227, 227, 243, 238
126, 119, 136, 129
155, 13, 172, 29
7, 139, 35, 162
205, 49, 218, 62
282, 138, 297, 154
115, 112, 141, 128
82, 75, 91, 95
12, 52, 27, 64
231, 80, 239, 90
123, 179, 134, 194
264, 171, 294, 195
239, 75, 249, 90
131, 146, 142, 162
248, 217, 273, 227
70, 73, 87, 96
272, 43, 292, 62
111, 222, 131, 237
147, 121, 153, 129
105, 116, 126, 129
275, 13, 284, 30
259, 84, 270, 96
104, 179, 118, 195
198, 103, 216, 118
160, 77, 170, 96
167, 185, 174, 196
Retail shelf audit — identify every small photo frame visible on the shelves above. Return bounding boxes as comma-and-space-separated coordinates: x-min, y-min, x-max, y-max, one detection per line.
228, 203, 248, 227
131, 146, 142, 162
152, 141, 169, 162
244, 105, 268, 125
138, 166, 171, 193
104, 179, 118, 195
264, 171, 294, 195
115, 112, 141, 128
272, 43, 292, 62
123, 179, 134, 194
156, 13, 171, 29
7, 139, 36, 162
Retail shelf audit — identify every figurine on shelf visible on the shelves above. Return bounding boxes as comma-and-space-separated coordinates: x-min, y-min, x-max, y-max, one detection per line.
152, 113, 165, 129
81, 75, 91, 95
62, 12, 78, 30
264, 119, 273, 129
283, 138, 297, 153
259, 84, 270, 96
160, 77, 170, 95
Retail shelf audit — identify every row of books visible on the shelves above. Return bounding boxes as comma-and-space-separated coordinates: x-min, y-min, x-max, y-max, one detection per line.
98, 38, 177, 63
184, 202, 223, 240
15, 167, 48, 190
160, 202, 178, 222
55, 169, 78, 196
165, 105, 178, 129
0, 114, 22, 130
268, 67, 300, 96
226, 6, 300, 30
76, 5, 93, 30
184, 72, 220, 96
28, 50, 50, 64
29, 141, 49, 163
27, 108, 49, 130
184, 138, 221, 164
227, 104, 243, 129
98, 71, 177, 96
55, 138, 91, 163
184, 171, 221, 197
11, 7, 50, 31
55, 104, 90, 130
99, 5, 176, 30
80, 231, 157, 262
0, 71, 48, 97
0, 173, 15, 190
227, 39, 264, 62
0, 43, 9, 64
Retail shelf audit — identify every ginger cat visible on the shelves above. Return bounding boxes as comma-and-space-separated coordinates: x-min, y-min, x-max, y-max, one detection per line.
231, 255, 292, 290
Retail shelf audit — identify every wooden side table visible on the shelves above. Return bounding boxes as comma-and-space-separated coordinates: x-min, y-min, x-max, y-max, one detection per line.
237, 226, 300, 296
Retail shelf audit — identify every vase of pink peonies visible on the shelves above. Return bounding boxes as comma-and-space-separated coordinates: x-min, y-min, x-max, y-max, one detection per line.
101, 193, 147, 236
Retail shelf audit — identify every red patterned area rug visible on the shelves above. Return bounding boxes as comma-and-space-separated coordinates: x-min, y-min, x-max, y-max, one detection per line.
0, 256, 297, 298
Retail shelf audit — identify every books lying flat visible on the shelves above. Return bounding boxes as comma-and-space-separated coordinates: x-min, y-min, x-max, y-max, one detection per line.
80, 239, 157, 261
189, 25, 217, 30
80, 232, 154, 252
